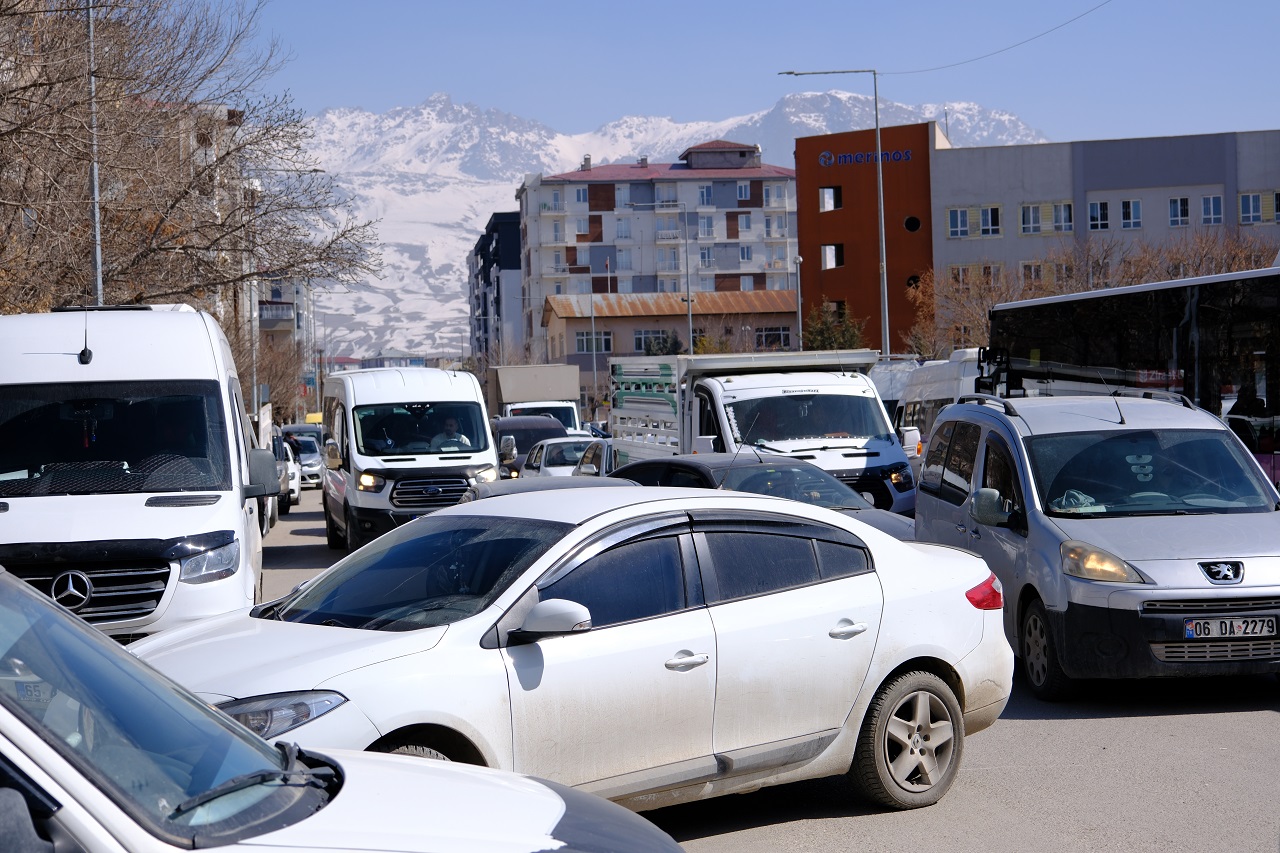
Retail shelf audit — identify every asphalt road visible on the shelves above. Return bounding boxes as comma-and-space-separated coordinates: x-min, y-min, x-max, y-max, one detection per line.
260, 490, 1280, 852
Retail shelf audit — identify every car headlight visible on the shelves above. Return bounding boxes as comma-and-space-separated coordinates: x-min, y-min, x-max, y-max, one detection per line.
888, 462, 914, 492
473, 465, 498, 484
217, 691, 346, 740
288, 471, 298, 481
1060, 540, 1144, 583
178, 540, 240, 584
356, 472, 386, 491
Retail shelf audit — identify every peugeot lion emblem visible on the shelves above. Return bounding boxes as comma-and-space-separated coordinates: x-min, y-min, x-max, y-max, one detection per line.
1198, 561, 1244, 585
51, 570, 94, 611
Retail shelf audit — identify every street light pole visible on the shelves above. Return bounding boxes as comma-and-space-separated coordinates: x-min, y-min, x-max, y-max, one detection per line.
779, 68, 891, 355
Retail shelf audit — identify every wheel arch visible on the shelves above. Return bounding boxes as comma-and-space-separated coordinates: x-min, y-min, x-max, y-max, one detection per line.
368, 723, 488, 766
874, 656, 965, 711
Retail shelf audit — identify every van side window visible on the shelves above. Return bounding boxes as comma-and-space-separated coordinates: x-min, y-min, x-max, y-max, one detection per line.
919, 421, 954, 495
983, 439, 1022, 515
938, 422, 981, 506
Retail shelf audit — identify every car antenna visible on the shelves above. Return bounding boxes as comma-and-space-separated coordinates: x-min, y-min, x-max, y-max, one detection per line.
1095, 368, 1126, 425
715, 412, 762, 489
78, 310, 93, 365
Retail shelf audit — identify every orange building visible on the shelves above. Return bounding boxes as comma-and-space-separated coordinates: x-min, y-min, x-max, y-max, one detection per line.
794, 122, 943, 353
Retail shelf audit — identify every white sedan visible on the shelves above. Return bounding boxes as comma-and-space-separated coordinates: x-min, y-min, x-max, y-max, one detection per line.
519, 437, 595, 478
132, 488, 1013, 812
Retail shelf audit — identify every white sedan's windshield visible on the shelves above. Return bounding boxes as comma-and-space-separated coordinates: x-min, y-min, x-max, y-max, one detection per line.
1027, 429, 1274, 517
0, 575, 316, 842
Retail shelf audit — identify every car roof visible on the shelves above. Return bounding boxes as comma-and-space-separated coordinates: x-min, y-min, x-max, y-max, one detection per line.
531, 436, 594, 447
492, 415, 567, 428
614, 451, 821, 474
949, 394, 1227, 437
465, 477, 639, 501
440, 485, 819, 526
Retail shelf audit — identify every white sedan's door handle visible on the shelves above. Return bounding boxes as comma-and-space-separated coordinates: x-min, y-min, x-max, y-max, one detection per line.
829, 620, 869, 640
664, 651, 710, 670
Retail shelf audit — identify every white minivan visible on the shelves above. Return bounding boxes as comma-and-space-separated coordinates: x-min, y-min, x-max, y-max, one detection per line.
322, 367, 499, 551
0, 305, 278, 642
893, 348, 981, 478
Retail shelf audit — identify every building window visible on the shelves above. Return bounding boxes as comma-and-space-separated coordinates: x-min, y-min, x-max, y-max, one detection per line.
737, 182, 750, 201
617, 278, 632, 293
575, 217, 590, 236
740, 275, 754, 291
764, 184, 786, 208
575, 187, 588, 204
699, 215, 714, 237
755, 327, 792, 350
819, 187, 842, 212
1241, 193, 1262, 224
981, 264, 999, 285
656, 184, 678, 207
1089, 201, 1109, 230
1022, 263, 1042, 286
658, 247, 680, 271
616, 248, 632, 271
615, 218, 631, 239
1054, 262, 1073, 283
980, 206, 1001, 237
948, 208, 969, 238
698, 184, 713, 206
1020, 205, 1041, 234
821, 244, 844, 269
576, 331, 612, 353
634, 330, 666, 352
1169, 197, 1189, 227
1089, 259, 1110, 286
1202, 195, 1222, 225
739, 246, 753, 262
1053, 202, 1073, 232
950, 266, 970, 295
764, 215, 786, 237
698, 276, 714, 291
739, 213, 751, 232
552, 221, 563, 242
615, 184, 630, 207
1121, 199, 1142, 229
699, 246, 714, 268
550, 190, 562, 209
1275, 193, 1280, 222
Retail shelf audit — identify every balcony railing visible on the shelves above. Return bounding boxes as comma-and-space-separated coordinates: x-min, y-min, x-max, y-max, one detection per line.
544, 265, 571, 276
654, 200, 681, 210
540, 202, 566, 212
657, 261, 683, 272
764, 229, 789, 239
655, 230, 682, 241
763, 197, 790, 209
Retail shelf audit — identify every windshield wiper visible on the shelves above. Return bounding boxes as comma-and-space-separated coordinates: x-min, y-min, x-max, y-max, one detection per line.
169, 743, 325, 817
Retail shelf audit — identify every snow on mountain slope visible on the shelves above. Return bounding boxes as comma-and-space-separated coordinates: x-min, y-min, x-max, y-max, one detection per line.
308, 91, 1047, 358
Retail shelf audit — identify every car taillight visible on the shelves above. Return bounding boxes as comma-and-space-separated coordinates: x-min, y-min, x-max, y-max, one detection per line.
965, 572, 1003, 610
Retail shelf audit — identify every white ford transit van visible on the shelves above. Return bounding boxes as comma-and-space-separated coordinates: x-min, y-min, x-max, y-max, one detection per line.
0, 305, 278, 641
321, 367, 499, 551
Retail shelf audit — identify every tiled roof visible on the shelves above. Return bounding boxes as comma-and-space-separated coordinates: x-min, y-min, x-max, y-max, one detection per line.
678, 139, 760, 159
543, 290, 797, 322
543, 161, 794, 182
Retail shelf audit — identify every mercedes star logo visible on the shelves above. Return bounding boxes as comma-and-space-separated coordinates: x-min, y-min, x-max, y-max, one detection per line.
51, 570, 94, 611
1198, 561, 1244, 585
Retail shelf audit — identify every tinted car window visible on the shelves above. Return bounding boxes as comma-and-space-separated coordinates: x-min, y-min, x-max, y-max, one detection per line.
703, 532, 820, 601
983, 438, 1022, 514
666, 467, 708, 488
814, 540, 873, 580
939, 421, 981, 506
920, 420, 955, 495
617, 464, 665, 487
541, 537, 686, 628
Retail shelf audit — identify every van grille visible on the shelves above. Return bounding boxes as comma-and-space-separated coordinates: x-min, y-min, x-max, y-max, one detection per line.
1142, 598, 1280, 614
5, 560, 170, 624
390, 476, 470, 511
1151, 639, 1280, 661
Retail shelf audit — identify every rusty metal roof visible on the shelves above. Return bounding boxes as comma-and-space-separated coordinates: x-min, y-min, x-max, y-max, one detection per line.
542, 290, 797, 323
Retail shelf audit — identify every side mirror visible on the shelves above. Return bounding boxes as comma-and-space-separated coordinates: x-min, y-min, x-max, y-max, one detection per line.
970, 487, 1012, 527
508, 598, 592, 645
577, 463, 598, 476
243, 448, 277, 499
324, 441, 342, 470
898, 426, 921, 457
499, 435, 516, 463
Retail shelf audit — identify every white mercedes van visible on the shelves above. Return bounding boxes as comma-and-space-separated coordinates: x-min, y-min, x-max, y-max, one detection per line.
0, 305, 278, 642
321, 367, 499, 551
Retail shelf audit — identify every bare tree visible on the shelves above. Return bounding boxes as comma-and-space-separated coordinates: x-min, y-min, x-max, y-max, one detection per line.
0, 0, 379, 314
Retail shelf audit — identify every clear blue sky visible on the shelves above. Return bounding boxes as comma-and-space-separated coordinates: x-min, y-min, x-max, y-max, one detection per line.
253, 0, 1277, 143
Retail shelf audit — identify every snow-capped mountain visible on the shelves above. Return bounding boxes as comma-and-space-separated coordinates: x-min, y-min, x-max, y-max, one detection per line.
308, 90, 1047, 358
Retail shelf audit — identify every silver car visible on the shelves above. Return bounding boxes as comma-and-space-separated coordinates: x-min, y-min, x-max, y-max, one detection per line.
914, 393, 1280, 699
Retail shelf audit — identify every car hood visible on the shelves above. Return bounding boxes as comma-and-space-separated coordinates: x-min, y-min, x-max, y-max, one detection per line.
1051, 512, 1280, 562
0, 493, 237, 542
130, 611, 447, 700
253, 749, 680, 853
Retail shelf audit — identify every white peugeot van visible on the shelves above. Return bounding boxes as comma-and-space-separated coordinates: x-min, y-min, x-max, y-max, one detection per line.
0, 305, 278, 642
322, 367, 499, 551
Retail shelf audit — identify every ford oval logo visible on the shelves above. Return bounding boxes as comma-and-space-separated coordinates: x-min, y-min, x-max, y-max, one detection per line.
426, 486, 442, 496
51, 570, 94, 612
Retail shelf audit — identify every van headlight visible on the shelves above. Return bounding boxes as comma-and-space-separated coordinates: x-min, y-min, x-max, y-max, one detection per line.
178, 541, 240, 584
356, 472, 386, 492
1060, 540, 1144, 583
217, 691, 346, 739
473, 465, 498, 484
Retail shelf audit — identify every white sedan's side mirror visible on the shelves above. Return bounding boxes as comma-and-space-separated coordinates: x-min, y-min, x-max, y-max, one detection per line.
509, 599, 591, 645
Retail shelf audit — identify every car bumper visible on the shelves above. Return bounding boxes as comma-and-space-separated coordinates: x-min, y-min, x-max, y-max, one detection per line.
1048, 597, 1280, 679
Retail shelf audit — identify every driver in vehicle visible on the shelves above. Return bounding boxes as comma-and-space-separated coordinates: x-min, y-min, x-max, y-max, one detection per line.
429, 416, 470, 451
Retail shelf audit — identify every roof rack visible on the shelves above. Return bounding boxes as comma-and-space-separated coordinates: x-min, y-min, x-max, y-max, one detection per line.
1110, 388, 1196, 409
956, 393, 1021, 417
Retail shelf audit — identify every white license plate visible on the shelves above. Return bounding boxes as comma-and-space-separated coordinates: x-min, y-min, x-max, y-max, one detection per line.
1184, 616, 1277, 639
18, 681, 50, 703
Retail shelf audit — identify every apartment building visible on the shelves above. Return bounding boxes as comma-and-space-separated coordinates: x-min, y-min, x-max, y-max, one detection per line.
795, 123, 1280, 351
514, 140, 799, 363
467, 212, 522, 366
